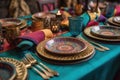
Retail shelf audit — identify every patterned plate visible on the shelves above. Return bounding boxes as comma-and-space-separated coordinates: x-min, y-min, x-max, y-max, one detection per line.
0, 57, 27, 80
113, 16, 120, 24
90, 25, 120, 39
32, 12, 56, 20
0, 62, 16, 80
36, 39, 95, 62
0, 18, 22, 27
107, 17, 120, 27
84, 27, 120, 41
44, 37, 87, 55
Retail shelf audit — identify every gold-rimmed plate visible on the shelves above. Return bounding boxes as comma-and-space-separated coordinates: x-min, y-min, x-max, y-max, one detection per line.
0, 62, 16, 80
32, 12, 56, 20
84, 27, 120, 41
107, 17, 120, 27
90, 25, 120, 39
36, 39, 95, 63
0, 18, 22, 27
0, 57, 27, 80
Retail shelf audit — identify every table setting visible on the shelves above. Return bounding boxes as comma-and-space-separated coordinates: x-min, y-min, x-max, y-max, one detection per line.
1, 2, 120, 80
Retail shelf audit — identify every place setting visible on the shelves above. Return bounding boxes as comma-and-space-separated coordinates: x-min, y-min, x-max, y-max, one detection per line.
107, 16, 120, 27
0, 18, 27, 30
36, 37, 95, 65
0, 57, 28, 80
84, 25, 120, 42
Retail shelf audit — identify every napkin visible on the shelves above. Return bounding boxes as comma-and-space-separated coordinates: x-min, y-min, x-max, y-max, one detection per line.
114, 5, 120, 16
86, 20, 99, 27
17, 29, 53, 50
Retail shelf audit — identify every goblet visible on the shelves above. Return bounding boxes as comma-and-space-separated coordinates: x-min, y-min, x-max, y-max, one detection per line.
69, 17, 83, 37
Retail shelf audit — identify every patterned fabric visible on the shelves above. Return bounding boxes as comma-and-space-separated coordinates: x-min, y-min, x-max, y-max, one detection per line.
9, 0, 31, 18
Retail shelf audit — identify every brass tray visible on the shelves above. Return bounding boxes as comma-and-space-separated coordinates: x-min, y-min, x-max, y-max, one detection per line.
0, 57, 27, 80
107, 17, 120, 27
84, 27, 120, 41
36, 39, 95, 62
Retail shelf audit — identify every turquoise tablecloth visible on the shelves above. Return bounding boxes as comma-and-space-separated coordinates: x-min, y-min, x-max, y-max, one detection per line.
0, 32, 120, 80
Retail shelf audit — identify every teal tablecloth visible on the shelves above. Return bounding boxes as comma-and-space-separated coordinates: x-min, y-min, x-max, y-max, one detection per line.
0, 32, 120, 80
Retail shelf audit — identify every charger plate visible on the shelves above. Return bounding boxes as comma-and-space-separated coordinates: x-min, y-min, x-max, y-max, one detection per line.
36, 39, 95, 62
90, 25, 120, 39
84, 27, 120, 41
0, 62, 16, 80
0, 57, 27, 80
45, 37, 87, 55
107, 17, 120, 27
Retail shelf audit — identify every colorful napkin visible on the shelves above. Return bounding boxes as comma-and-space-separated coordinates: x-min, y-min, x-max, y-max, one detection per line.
17, 29, 53, 50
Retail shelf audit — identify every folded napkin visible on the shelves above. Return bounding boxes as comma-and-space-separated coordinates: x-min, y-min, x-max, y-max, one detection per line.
17, 29, 53, 50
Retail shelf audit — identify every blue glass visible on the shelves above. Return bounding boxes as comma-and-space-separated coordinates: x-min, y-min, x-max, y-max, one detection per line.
69, 17, 83, 37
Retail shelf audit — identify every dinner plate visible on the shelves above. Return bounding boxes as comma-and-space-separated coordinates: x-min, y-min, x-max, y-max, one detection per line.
84, 27, 120, 41
36, 39, 95, 62
0, 57, 28, 80
112, 16, 120, 24
2, 20, 27, 32
107, 17, 120, 27
0, 18, 22, 27
0, 62, 16, 80
32, 12, 56, 20
45, 37, 87, 55
90, 25, 120, 39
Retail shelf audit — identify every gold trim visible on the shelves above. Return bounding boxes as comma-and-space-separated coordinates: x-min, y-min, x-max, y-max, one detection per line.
84, 27, 120, 41
36, 39, 95, 61
18, 20, 27, 29
0, 57, 27, 80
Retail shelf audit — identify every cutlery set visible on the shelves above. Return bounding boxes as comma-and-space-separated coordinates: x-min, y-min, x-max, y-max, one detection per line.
21, 54, 59, 80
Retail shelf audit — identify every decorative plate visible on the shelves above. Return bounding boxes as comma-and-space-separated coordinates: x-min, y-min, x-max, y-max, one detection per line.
107, 17, 120, 27
90, 25, 120, 39
84, 27, 120, 41
0, 18, 22, 27
113, 16, 120, 24
2, 20, 27, 32
44, 37, 87, 55
36, 39, 95, 62
32, 12, 56, 20
0, 57, 28, 80
0, 62, 16, 80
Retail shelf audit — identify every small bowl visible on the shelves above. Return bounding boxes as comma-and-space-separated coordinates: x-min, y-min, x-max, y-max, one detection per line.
0, 62, 16, 80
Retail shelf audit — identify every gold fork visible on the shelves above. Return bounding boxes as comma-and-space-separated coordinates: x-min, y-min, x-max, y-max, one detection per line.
21, 57, 50, 80
25, 54, 54, 77
25, 53, 59, 76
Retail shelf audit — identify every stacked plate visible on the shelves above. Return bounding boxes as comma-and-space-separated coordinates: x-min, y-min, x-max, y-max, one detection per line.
84, 25, 120, 41
0, 18, 27, 30
36, 37, 95, 64
107, 16, 120, 27
32, 12, 56, 20
0, 57, 28, 80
